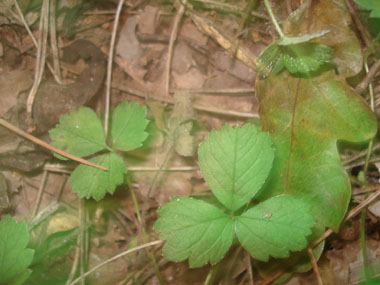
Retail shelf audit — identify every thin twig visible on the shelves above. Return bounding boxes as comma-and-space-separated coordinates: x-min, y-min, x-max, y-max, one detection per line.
32, 170, 49, 218
0, 118, 106, 171
345, 0, 371, 47
26, 0, 49, 118
69, 240, 164, 285
14, 0, 62, 84
190, 0, 270, 20
312, 186, 380, 248
343, 143, 380, 166
246, 251, 254, 285
13, 0, 38, 47
114, 84, 258, 118
49, 0, 62, 81
356, 58, 380, 94
104, 0, 124, 136
66, 234, 81, 285
186, 9, 257, 69
166, 0, 187, 97
79, 199, 86, 285
307, 247, 323, 285
170, 87, 255, 95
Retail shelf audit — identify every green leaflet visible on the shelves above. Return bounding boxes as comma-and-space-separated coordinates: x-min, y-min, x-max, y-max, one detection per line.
50, 107, 106, 159
0, 216, 34, 284
154, 197, 234, 268
355, 0, 380, 18
256, 71, 377, 232
198, 124, 274, 211
111, 101, 149, 151
235, 196, 314, 261
69, 152, 126, 201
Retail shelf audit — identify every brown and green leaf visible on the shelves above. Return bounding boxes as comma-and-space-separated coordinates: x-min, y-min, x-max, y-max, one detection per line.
256, 70, 377, 232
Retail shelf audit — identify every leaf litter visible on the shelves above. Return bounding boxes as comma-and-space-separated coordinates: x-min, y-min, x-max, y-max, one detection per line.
0, 0, 379, 284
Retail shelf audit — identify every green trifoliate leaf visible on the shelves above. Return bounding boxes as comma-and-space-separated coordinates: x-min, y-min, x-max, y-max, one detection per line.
111, 101, 149, 151
257, 31, 332, 78
355, 0, 380, 18
0, 216, 34, 284
235, 196, 314, 261
154, 197, 234, 268
69, 153, 126, 200
50, 107, 106, 160
198, 124, 274, 211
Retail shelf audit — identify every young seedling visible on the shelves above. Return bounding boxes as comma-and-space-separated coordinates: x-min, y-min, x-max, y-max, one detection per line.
257, 0, 333, 78
49, 100, 149, 200
154, 124, 315, 267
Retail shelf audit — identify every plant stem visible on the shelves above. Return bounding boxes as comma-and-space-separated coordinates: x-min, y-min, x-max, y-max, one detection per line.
125, 175, 164, 284
359, 59, 375, 281
263, 0, 284, 38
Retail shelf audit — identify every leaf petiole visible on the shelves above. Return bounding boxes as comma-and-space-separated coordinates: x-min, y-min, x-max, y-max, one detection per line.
264, 0, 284, 38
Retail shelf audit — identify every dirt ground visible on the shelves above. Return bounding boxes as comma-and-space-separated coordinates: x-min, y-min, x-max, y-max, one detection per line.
1, 0, 380, 284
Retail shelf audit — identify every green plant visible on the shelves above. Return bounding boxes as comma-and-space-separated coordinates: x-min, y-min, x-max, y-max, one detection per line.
0, 216, 34, 285
355, 0, 380, 18
256, 0, 333, 78
49, 100, 149, 200
154, 124, 315, 267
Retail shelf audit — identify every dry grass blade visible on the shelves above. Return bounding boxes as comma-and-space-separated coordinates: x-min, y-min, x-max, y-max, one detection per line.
69, 240, 163, 285
114, 84, 258, 118
166, 0, 187, 97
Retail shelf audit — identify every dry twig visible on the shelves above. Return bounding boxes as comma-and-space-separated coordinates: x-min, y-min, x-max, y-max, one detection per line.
0, 118, 106, 171
104, 0, 125, 135
166, 0, 188, 97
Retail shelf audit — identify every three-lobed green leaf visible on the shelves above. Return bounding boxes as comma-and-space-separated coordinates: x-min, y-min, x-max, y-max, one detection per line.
50, 107, 106, 159
155, 124, 315, 267
69, 152, 126, 201
154, 197, 234, 268
198, 124, 274, 211
111, 101, 149, 151
0, 216, 34, 284
49, 100, 149, 200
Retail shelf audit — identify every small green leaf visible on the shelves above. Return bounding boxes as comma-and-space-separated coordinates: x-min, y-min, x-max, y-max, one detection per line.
355, 0, 380, 18
256, 40, 283, 78
235, 196, 314, 261
257, 31, 333, 77
50, 107, 106, 159
0, 216, 34, 283
111, 101, 149, 151
198, 124, 274, 211
154, 197, 234, 268
281, 43, 333, 74
69, 153, 126, 200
